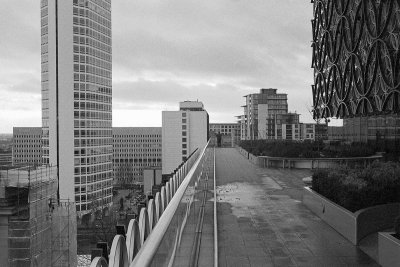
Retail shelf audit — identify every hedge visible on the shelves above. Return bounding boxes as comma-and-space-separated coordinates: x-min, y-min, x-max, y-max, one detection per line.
311, 161, 400, 212
239, 140, 376, 158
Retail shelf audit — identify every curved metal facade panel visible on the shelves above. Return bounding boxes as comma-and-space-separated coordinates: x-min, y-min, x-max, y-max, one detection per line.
312, 0, 400, 119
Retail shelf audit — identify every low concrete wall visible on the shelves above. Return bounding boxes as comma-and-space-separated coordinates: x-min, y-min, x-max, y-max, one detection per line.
248, 153, 261, 165
356, 203, 400, 242
302, 187, 400, 245
260, 156, 382, 169
303, 186, 357, 244
236, 147, 382, 169
236, 147, 261, 166
378, 232, 400, 267
236, 147, 249, 159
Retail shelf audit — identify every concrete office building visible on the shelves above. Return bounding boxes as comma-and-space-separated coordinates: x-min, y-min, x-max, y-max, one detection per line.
41, 0, 113, 214
162, 101, 209, 175
12, 127, 43, 166
113, 127, 162, 185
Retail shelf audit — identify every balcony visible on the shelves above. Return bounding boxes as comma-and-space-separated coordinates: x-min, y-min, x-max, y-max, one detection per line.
88, 145, 381, 267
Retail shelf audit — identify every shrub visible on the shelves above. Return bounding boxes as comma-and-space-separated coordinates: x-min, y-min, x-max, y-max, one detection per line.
311, 161, 400, 212
239, 140, 376, 158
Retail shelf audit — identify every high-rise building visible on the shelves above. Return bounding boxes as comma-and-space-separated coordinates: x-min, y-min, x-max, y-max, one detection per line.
112, 127, 162, 185
162, 101, 209, 175
41, 0, 113, 215
240, 89, 289, 140
12, 127, 43, 166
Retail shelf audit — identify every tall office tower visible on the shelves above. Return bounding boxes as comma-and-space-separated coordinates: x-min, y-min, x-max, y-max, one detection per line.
41, 0, 113, 215
162, 101, 209, 175
241, 88, 288, 140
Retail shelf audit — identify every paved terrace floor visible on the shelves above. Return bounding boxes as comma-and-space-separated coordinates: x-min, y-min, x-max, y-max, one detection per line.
215, 148, 379, 267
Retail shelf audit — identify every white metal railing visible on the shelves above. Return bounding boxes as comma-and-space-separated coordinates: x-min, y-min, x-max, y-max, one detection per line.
90, 141, 211, 267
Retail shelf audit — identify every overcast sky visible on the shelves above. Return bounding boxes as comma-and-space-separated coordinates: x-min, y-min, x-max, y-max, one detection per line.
0, 0, 319, 133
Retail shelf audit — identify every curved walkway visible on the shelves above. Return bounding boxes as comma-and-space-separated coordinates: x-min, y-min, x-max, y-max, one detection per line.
216, 148, 378, 267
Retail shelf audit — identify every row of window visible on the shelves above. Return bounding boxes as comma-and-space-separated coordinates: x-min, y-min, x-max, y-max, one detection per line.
73, 129, 112, 137
74, 179, 113, 192
74, 101, 111, 112
113, 142, 161, 146
74, 120, 112, 129
114, 158, 161, 163
74, 163, 112, 175
74, 154, 112, 166
74, 92, 111, 104
74, 110, 112, 120
74, 83, 111, 95
73, 72, 111, 87
75, 170, 112, 183
74, 146, 112, 156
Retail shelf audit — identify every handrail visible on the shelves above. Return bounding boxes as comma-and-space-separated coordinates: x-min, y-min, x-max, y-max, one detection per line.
130, 140, 210, 266
213, 147, 218, 267
89, 140, 210, 267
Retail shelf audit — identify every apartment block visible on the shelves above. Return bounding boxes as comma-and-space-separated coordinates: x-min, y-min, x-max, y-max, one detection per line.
241, 88, 288, 140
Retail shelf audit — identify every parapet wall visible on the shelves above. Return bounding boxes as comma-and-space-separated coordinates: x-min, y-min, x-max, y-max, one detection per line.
236, 147, 382, 169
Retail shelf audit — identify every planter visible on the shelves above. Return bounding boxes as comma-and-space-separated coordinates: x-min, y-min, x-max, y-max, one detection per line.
259, 156, 382, 169
302, 187, 400, 245
237, 147, 383, 169
378, 232, 400, 267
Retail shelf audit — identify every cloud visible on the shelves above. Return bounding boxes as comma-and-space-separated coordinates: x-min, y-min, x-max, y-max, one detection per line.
0, 0, 316, 132
113, 79, 244, 122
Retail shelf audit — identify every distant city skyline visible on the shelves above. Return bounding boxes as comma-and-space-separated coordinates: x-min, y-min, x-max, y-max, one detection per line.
0, 0, 321, 133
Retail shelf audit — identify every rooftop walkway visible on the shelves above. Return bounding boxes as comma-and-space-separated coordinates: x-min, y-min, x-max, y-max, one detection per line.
215, 148, 379, 267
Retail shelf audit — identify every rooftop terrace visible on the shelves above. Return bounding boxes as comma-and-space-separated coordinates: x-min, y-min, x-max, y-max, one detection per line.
89, 147, 382, 267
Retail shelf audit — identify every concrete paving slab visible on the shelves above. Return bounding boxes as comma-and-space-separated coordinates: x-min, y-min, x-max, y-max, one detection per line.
215, 148, 379, 267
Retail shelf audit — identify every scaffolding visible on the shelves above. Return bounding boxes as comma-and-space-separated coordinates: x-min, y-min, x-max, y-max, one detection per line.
0, 165, 77, 267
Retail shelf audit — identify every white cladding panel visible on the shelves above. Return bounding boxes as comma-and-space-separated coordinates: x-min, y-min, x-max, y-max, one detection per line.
162, 111, 183, 174
188, 111, 207, 154
57, 1, 75, 201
